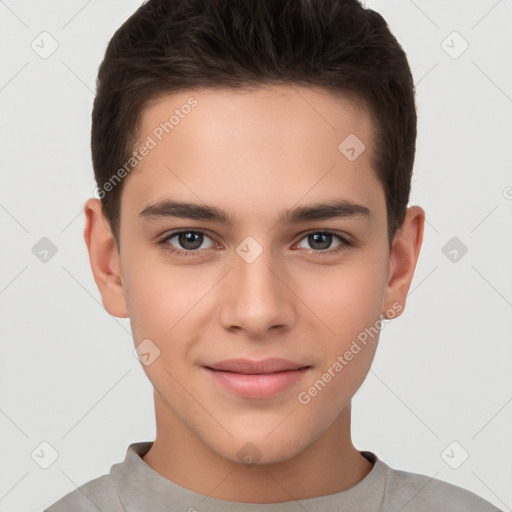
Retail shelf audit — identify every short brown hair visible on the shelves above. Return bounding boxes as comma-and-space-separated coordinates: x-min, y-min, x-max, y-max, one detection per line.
91, 0, 417, 249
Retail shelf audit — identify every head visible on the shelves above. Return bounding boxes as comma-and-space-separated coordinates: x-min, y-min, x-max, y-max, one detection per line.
92, 0, 417, 249
85, 0, 424, 466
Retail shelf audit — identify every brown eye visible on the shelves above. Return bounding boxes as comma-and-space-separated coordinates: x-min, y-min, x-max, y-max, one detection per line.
160, 229, 216, 255
297, 232, 350, 252
175, 232, 204, 251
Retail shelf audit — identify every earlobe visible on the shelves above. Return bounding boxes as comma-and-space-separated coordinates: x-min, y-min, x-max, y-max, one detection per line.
382, 205, 425, 318
83, 198, 129, 318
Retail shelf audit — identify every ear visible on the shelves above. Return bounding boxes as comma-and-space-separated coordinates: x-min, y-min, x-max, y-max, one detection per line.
83, 198, 129, 318
382, 205, 425, 318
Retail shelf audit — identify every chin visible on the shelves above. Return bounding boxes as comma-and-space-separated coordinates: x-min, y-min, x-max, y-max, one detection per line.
207, 429, 313, 467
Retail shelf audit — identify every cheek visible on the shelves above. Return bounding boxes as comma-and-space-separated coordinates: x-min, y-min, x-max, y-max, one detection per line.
123, 261, 205, 394
295, 262, 386, 414
123, 278, 162, 342
122, 248, 199, 344
299, 253, 388, 343
122, 252, 222, 387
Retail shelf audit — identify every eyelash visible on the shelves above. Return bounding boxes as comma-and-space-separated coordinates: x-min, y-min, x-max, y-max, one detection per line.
158, 229, 353, 258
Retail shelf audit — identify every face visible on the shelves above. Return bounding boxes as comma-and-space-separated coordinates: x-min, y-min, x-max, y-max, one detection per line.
86, 85, 423, 466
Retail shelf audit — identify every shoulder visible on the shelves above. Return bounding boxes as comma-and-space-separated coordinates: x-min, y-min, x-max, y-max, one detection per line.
381, 462, 501, 512
43, 473, 123, 512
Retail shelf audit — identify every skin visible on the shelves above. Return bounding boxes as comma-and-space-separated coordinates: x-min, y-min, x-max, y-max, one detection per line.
83, 85, 424, 503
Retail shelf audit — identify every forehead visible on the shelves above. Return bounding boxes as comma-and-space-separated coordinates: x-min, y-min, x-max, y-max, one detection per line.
121, 85, 384, 225
137, 84, 373, 153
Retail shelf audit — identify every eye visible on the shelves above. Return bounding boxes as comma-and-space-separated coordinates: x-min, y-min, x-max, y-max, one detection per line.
159, 229, 218, 256
158, 229, 352, 258
296, 231, 352, 255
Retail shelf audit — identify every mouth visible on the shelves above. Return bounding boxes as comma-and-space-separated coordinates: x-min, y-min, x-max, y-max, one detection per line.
205, 357, 309, 374
203, 358, 311, 398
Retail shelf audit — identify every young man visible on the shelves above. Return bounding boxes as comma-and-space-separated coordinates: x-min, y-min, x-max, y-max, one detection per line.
44, 0, 500, 510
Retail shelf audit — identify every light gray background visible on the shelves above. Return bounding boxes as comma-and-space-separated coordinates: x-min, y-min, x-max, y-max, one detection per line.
1, 1, 511, 511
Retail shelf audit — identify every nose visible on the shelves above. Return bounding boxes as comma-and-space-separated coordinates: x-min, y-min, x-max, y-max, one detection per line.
218, 242, 297, 337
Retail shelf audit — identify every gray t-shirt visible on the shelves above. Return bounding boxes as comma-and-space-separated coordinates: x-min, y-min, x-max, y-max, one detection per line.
43, 441, 501, 511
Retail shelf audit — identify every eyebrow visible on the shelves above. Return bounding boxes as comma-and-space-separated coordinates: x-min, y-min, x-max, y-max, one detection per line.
138, 198, 371, 225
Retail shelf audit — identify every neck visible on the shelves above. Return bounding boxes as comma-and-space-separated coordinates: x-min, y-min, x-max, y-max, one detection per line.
141, 391, 374, 503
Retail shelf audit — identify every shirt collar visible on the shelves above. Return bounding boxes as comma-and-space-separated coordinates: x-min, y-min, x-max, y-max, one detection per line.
110, 441, 388, 512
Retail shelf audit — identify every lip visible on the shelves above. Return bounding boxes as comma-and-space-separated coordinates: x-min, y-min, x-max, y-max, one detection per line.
205, 357, 308, 374
203, 358, 310, 399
